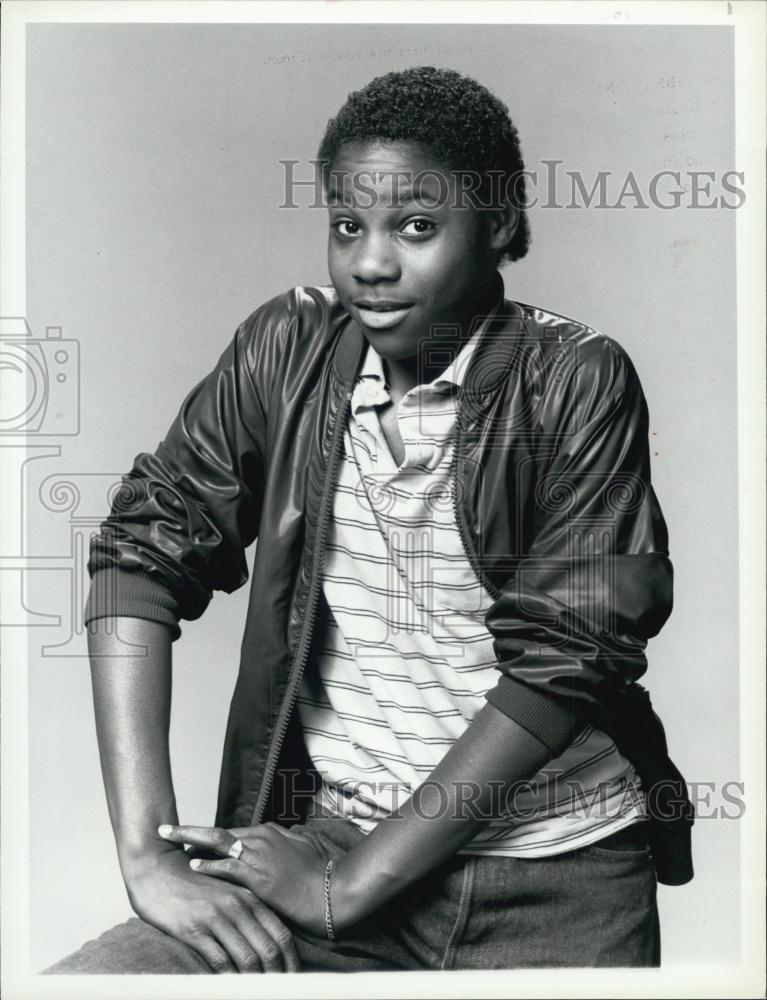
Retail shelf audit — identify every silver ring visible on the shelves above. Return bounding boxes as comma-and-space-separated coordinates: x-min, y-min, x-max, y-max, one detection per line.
228, 839, 244, 860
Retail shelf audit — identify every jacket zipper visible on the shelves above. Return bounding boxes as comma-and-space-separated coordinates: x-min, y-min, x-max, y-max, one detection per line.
450, 394, 502, 603
251, 384, 354, 825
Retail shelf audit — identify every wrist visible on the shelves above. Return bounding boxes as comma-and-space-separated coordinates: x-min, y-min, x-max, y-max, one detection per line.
117, 832, 178, 883
327, 854, 365, 932
329, 850, 400, 932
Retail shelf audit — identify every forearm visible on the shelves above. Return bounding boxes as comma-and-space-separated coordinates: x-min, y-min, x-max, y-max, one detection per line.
88, 616, 178, 877
332, 701, 552, 928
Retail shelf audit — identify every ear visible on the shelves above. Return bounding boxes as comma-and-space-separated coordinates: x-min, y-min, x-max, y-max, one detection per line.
487, 202, 519, 253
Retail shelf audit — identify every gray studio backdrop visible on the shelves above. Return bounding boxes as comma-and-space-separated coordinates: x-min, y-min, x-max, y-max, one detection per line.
25, 23, 738, 971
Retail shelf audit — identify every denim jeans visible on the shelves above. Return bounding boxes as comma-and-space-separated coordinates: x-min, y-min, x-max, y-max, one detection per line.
44, 813, 660, 973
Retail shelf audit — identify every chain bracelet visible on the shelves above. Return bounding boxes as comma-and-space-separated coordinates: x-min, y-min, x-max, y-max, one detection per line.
323, 858, 336, 941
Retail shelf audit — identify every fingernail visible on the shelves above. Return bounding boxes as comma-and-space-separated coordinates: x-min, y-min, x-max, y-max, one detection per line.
158, 824, 173, 838
189, 858, 202, 870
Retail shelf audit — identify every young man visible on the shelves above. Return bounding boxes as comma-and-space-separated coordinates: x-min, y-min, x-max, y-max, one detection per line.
47, 67, 692, 974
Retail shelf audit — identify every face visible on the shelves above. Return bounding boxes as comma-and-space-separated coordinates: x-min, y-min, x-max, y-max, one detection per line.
326, 140, 515, 362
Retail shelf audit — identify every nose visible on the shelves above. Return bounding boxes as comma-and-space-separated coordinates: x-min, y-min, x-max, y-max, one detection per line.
351, 232, 401, 284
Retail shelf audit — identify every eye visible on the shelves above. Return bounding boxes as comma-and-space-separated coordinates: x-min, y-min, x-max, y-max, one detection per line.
400, 218, 436, 237
331, 219, 362, 237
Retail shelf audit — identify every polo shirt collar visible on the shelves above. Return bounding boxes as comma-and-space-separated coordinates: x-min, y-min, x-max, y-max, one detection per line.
353, 303, 499, 414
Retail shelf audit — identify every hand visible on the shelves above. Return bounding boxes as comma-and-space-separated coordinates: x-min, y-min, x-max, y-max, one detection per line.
159, 822, 330, 937
122, 840, 300, 973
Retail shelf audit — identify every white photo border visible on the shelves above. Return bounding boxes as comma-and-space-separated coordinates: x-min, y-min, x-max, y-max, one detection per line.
1, 2, 764, 998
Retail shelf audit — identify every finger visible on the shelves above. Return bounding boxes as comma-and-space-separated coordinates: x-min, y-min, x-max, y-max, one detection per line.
209, 919, 264, 974
228, 826, 269, 851
159, 824, 237, 857
248, 898, 301, 972
190, 857, 266, 897
227, 824, 286, 850
228, 823, 299, 841
230, 825, 304, 849
229, 832, 271, 855
228, 826, 260, 839
187, 932, 236, 974
231, 906, 292, 973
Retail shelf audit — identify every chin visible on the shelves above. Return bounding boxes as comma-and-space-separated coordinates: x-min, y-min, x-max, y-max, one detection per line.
360, 328, 422, 360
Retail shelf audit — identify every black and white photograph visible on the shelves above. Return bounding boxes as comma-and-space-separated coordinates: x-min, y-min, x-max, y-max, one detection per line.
1, 2, 764, 997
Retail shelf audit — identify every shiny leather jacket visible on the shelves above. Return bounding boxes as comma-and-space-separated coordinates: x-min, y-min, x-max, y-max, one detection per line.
86, 282, 693, 884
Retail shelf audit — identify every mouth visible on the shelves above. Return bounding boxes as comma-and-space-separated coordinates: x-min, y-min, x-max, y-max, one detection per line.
353, 300, 414, 330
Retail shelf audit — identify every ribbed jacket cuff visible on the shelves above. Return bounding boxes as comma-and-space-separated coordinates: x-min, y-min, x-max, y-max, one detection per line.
84, 568, 182, 641
485, 675, 584, 754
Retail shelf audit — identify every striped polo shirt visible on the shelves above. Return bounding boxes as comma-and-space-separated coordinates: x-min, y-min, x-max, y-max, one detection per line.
296, 328, 645, 856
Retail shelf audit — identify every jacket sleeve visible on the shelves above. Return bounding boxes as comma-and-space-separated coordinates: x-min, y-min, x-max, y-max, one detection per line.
84, 305, 281, 640
484, 340, 673, 753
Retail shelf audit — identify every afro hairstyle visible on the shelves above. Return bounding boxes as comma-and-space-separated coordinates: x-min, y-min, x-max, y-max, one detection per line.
317, 66, 531, 264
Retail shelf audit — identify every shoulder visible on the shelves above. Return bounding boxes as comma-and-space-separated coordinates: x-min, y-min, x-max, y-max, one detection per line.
237, 285, 344, 348
233, 286, 347, 378
512, 300, 643, 415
